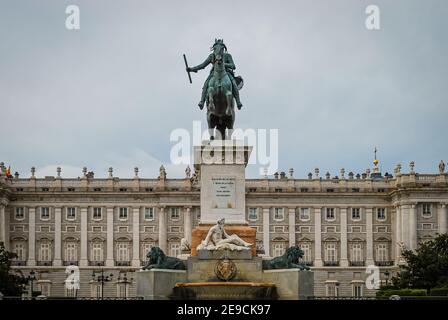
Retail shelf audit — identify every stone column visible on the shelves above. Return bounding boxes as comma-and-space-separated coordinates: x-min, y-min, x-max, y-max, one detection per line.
365, 207, 374, 265
158, 207, 167, 253
395, 206, 402, 263
288, 207, 296, 248
132, 207, 140, 267
106, 207, 114, 267
314, 207, 322, 267
79, 207, 88, 267
340, 207, 348, 267
409, 204, 418, 251
28, 207, 36, 266
438, 204, 447, 235
263, 207, 270, 257
0, 204, 8, 250
184, 207, 192, 245
401, 205, 410, 249
53, 207, 62, 266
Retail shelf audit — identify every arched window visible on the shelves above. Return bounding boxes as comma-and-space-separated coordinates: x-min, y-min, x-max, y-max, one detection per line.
115, 237, 131, 265
272, 238, 287, 257
64, 238, 78, 264
141, 239, 156, 262
11, 238, 27, 265
90, 238, 105, 265
38, 238, 52, 265
323, 239, 339, 266
168, 237, 181, 257
298, 240, 313, 264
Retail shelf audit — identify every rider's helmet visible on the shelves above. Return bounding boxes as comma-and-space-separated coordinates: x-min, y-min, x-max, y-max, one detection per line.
211, 38, 227, 52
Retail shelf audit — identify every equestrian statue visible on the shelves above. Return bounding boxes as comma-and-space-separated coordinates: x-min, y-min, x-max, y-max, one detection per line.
185, 39, 244, 140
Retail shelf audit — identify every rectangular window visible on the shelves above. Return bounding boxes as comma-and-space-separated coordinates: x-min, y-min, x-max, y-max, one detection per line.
117, 243, 129, 262
422, 204, 432, 217
15, 207, 25, 220
326, 283, 338, 297
67, 207, 76, 220
248, 208, 258, 220
325, 243, 337, 262
65, 243, 77, 261
376, 208, 386, 220
41, 207, 50, 220
353, 284, 363, 297
300, 208, 310, 221
91, 283, 102, 298
376, 243, 388, 262
93, 207, 102, 220
119, 207, 128, 220
144, 208, 154, 220
92, 243, 103, 262
14, 243, 26, 261
351, 208, 360, 220
39, 243, 51, 261
169, 242, 180, 257
326, 208, 335, 220
273, 243, 286, 257
117, 282, 128, 298
351, 243, 363, 262
274, 208, 284, 220
300, 243, 311, 262
38, 282, 51, 297
142, 243, 154, 261
170, 207, 180, 220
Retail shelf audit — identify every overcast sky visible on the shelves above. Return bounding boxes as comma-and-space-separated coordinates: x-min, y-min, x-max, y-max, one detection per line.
1, 0, 447, 179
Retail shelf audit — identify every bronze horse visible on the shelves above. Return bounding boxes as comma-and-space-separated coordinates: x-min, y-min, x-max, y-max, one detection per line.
205, 42, 238, 140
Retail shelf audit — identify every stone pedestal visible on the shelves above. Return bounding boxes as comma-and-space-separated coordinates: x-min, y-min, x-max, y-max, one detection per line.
186, 255, 263, 282
191, 225, 256, 256
136, 269, 187, 300
262, 269, 314, 300
194, 140, 252, 225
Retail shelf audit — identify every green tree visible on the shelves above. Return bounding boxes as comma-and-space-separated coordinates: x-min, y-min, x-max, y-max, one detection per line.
0, 242, 27, 296
392, 233, 448, 293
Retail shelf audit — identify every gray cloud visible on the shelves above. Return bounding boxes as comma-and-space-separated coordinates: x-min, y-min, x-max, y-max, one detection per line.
1, 0, 447, 178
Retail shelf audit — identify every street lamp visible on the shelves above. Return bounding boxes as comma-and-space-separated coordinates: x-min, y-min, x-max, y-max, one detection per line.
91, 264, 113, 300
384, 270, 391, 286
117, 272, 133, 299
27, 270, 37, 299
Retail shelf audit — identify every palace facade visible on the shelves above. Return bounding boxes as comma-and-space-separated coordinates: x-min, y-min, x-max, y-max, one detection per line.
0, 162, 447, 298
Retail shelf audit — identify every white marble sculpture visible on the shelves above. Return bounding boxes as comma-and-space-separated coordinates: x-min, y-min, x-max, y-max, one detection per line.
196, 218, 253, 251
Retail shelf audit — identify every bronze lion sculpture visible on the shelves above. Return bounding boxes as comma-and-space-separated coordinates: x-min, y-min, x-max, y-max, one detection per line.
262, 246, 310, 270
141, 247, 186, 270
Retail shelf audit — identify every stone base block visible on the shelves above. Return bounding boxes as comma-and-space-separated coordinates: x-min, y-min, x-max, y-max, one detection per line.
136, 269, 187, 300
262, 269, 314, 300
191, 225, 256, 256
187, 256, 263, 282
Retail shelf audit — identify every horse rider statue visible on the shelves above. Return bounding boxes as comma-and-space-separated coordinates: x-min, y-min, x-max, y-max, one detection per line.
187, 39, 243, 110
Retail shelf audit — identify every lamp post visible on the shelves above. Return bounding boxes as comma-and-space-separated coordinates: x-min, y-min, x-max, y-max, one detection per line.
384, 270, 391, 286
91, 264, 113, 300
27, 270, 37, 299
117, 272, 133, 299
